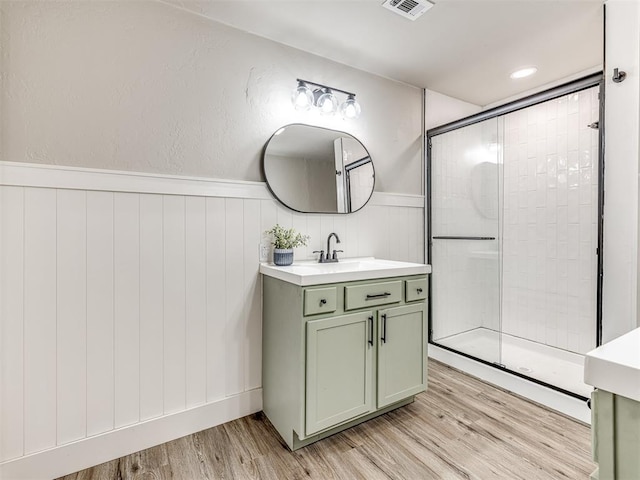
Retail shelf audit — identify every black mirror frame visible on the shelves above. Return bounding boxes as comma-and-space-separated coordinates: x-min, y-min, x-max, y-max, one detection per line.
262, 123, 375, 214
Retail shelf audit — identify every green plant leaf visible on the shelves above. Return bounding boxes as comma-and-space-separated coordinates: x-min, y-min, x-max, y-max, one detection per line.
265, 224, 310, 249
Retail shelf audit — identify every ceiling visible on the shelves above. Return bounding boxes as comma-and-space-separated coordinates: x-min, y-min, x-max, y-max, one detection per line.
164, 0, 604, 106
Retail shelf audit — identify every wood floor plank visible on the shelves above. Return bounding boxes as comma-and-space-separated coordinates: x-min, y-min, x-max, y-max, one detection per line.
57, 360, 595, 480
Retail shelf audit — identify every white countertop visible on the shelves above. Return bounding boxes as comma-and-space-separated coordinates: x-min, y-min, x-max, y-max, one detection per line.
259, 257, 431, 286
584, 327, 640, 401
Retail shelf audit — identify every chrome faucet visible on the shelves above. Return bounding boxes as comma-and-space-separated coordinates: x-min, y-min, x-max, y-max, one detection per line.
313, 233, 343, 263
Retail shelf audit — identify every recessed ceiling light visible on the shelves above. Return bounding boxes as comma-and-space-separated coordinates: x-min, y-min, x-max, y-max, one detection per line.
510, 67, 538, 79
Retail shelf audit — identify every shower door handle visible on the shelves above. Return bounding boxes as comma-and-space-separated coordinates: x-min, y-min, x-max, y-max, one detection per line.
432, 236, 496, 240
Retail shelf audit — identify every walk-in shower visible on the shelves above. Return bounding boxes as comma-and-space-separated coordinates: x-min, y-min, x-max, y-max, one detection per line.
427, 74, 603, 398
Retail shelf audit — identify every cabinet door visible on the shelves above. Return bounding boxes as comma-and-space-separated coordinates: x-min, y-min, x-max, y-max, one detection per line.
306, 311, 374, 436
377, 303, 426, 408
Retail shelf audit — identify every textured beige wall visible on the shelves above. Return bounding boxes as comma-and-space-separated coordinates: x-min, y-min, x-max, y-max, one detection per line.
0, 1, 423, 194
425, 89, 481, 130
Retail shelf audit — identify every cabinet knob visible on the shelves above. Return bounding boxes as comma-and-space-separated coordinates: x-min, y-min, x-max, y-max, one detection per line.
319, 298, 327, 306
417, 288, 423, 294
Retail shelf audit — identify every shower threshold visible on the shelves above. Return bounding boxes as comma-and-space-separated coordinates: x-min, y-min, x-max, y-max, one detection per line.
434, 328, 592, 398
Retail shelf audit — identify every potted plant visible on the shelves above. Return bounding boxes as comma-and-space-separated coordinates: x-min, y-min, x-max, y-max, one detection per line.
265, 224, 310, 266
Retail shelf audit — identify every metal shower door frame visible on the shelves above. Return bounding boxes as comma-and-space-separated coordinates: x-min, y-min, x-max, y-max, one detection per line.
425, 72, 605, 400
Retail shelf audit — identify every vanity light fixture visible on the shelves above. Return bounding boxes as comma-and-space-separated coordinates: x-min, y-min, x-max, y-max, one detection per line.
292, 80, 314, 111
292, 79, 361, 119
510, 66, 538, 79
340, 94, 361, 119
316, 88, 339, 115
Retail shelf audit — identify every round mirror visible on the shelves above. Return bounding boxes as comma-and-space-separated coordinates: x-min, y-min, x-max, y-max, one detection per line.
263, 124, 375, 213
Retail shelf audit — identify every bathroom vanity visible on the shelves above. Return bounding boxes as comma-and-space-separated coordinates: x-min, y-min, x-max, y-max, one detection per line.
260, 258, 431, 450
584, 328, 640, 480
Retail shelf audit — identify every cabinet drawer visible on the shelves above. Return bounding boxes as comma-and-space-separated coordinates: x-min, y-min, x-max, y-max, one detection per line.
405, 278, 427, 302
304, 287, 337, 316
344, 280, 402, 310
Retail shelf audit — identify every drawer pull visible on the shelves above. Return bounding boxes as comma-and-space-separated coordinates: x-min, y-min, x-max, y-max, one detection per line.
319, 298, 327, 306
417, 288, 423, 294
368, 316, 373, 346
366, 292, 391, 300
381, 314, 387, 344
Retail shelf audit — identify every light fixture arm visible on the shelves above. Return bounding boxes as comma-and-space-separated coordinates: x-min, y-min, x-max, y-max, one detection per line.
297, 78, 356, 98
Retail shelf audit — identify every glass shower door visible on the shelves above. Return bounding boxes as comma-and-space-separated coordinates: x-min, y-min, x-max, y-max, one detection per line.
430, 117, 502, 365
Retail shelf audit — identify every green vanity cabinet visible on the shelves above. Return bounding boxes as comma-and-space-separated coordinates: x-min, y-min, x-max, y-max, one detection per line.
262, 274, 428, 450
590, 389, 640, 480
306, 311, 374, 435
377, 303, 427, 408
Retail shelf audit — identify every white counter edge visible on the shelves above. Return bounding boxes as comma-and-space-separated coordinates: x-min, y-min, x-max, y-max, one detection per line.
259, 260, 432, 286
584, 327, 640, 402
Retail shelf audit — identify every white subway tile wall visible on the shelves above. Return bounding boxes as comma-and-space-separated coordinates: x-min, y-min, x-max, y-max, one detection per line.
502, 86, 599, 355
431, 120, 501, 351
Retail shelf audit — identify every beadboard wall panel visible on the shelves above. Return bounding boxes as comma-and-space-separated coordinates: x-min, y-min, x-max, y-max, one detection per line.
113, 193, 141, 429
185, 196, 208, 409
163, 195, 187, 415
56, 189, 88, 446
139, 194, 165, 422
0, 186, 25, 461
224, 198, 246, 398
86, 191, 115, 437
205, 197, 228, 403
243, 199, 263, 392
0, 162, 424, 478
23, 188, 57, 455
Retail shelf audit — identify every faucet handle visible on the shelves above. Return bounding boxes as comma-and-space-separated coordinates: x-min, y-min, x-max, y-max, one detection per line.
332, 249, 344, 260
313, 250, 325, 262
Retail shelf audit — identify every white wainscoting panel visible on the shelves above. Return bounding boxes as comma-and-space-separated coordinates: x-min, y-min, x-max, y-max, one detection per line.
0, 162, 424, 478
185, 196, 207, 408
205, 197, 228, 403
23, 188, 57, 455
243, 199, 263, 392
86, 191, 115, 437
225, 198, 246, 397
114, 193, 141, 429
163, 195, 187, 414
139, 193, 164, 422
1, 186, 25, 461
56, 190, 88, 446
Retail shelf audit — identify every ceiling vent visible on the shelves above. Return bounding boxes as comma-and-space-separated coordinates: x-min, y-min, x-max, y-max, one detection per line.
381, 0, 434, 21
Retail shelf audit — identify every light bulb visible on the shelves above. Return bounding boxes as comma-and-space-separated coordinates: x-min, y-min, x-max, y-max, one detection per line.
340, 95, 361, 119
316, 89, 338, 115
510, 67, 537, 79
291, 81, 313, 111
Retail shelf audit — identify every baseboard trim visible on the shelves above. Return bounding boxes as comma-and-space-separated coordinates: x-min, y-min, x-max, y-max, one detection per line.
0, 161, 424, 208
429, 345, 591, 424
0, 389, 263, 480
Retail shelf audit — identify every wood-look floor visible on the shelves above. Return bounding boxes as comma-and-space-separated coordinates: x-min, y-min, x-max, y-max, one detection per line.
58, 361, 595, 480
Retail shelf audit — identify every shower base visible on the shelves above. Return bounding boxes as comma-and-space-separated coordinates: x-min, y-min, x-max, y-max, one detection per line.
434, 328, 592, 398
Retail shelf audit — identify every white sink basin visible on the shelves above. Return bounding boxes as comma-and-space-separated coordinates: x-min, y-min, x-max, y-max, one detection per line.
584, 327, 640, 401
260, 257, 431, 286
